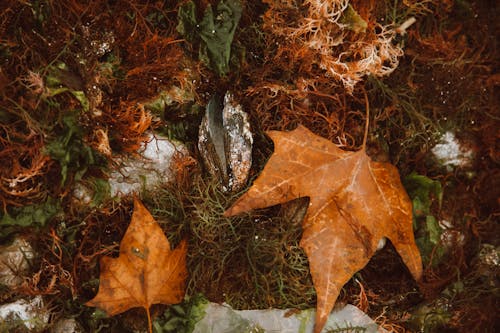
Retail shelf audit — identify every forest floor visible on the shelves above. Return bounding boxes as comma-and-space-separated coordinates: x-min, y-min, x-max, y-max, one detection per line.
0, 1, 498, 332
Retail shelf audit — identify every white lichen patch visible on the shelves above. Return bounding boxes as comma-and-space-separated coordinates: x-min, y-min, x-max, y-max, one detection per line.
0, 296, 49, 330
192, 302, 384, 333
431, 131, 473, 170
0, 237, 34, 288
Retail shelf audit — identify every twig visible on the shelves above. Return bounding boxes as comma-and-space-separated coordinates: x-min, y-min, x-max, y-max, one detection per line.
396, 17, 416, 35
361, 87, 370, 151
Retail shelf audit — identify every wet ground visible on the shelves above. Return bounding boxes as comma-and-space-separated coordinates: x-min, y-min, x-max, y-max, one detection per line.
0, 1, 498, 332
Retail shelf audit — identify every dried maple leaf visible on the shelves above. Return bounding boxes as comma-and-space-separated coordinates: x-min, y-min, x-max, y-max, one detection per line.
86, 198, 188, 333
224, 125, 422, 333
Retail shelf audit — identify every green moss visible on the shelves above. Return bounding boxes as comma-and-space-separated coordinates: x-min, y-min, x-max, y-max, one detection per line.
0, 196, 61, 237
143, 175, 315, 310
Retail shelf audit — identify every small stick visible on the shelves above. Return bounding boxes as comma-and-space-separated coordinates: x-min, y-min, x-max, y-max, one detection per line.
396, 17, 417, 35
362, 87, 370, 151
146, 307, 152, 333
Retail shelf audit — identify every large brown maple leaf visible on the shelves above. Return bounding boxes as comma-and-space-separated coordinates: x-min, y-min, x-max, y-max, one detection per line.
225, 125, 422, 333
86, 198, 188, 333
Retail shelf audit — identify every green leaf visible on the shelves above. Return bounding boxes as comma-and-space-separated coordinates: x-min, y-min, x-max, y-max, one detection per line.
186, 295, 209, 333
144, 88, 196, 118
153, 294, 209, 333
339, 4, 367, 33
199, 0, 242, 75
45, 112, 103, 185
177, 1, 198, 43
45, 62, 89, 111
426, 215, 441, 245
404, 172, 442, 217
90, 178, 111, 207
177, 0, 243, 76
416, 216, 445, 267
71, 90, 90, 113
404, 172, 445, 267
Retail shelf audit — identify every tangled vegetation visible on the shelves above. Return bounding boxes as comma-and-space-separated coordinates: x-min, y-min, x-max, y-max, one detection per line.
0, 0, 498, 332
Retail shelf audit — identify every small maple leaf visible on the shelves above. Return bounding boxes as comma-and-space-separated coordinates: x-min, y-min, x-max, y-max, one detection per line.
86, 198, 188, 333
225, 125, 422, 333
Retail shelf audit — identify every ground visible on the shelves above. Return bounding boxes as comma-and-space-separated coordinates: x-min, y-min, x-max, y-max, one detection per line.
0, 1, 498, 332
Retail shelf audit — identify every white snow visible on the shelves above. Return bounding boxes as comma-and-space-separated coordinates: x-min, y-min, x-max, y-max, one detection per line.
109, 132, 184, 197
431, 131, 473, 169
192, 302, 386, 333
73, 132, 188, 202
0, 296, 49, 330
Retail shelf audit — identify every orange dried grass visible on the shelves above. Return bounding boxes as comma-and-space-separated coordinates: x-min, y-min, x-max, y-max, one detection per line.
170, 153, 199, 189
355, 279, 369, 312
374, 308, 409, 333
101, 103, 153, 153
408, 24, 469, 62
17, 228, 79, 297
0, 131, 51, 209
110, 2, 187, 103
244, 76, 364, 148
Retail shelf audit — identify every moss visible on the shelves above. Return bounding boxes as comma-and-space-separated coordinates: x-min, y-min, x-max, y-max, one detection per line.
143, 175, 315, 310
0, 196, 61, 238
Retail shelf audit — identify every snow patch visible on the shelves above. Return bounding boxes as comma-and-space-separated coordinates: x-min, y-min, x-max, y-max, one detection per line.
109, 132, 187, 196
73, 132, 188, 203
0, 296, 49, 330
192, 302, 385, 333
431, 131, 473, 169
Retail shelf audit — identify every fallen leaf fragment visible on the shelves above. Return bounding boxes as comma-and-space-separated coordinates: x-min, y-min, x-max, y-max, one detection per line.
86, 198, 187, 333
224, 125, 422, 333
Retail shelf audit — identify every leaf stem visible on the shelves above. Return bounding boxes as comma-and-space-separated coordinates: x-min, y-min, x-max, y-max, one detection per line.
146, 306, 152, 333
361, 87, 370, 151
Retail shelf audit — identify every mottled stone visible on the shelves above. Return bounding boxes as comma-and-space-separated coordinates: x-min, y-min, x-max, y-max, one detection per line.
0, 237, 34, 288
51, 318, 83, 333
199, 92, 253, 192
